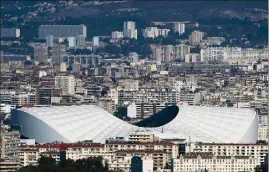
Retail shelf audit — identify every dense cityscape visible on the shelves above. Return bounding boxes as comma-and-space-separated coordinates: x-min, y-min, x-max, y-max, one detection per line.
0, 1, 268, 172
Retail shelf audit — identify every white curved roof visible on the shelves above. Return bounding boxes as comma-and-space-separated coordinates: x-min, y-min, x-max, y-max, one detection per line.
12, 104, 258, 143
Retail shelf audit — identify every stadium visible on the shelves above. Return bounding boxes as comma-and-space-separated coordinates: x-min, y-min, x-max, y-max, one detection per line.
11, 104, 258, 144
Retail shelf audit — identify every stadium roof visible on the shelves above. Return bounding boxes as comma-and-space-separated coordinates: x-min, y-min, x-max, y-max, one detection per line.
11, 104, 258, 144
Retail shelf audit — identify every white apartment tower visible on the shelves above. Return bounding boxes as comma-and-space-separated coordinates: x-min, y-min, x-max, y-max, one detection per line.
153, 48, 163, 65
142, 27, 159, 38
163, 45, 173, 62
55, 75, 75, 95
174, 22, 185, 35
123, 21, 137, 39
45, 35, 54, 47
189, 30, 204, 45
92, 36, 100, 47
68, 37, 77, 47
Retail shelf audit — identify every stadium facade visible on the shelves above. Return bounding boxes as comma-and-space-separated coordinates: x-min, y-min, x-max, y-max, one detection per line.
11, 104, 258, 144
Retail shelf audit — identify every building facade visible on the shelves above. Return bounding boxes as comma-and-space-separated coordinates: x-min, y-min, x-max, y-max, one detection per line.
38, 25, 87, 39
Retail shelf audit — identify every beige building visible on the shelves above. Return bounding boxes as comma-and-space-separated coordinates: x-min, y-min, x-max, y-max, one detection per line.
172, 152, 259, 172
258, 126, 268, 142
188, 142, 268, 164
20, 147, 39, 167
129, 131, 156, 142
60, 62, 67, 72
105, 141, 178, 165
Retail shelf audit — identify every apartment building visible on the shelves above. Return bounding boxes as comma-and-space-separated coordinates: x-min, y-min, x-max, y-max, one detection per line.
130, 156, 153, 172
142, 27, 159, 38
55, 75, 75, 95
105, 141, 178, 164
118, 88, 180, 105
38, 25, 87, 39
34, 44, 48, 63
36, 87, 62, 105
0, 130, 20, 162
123, 21, 137, 39
0, 161, 21, 172
188, 142, 268, 164
128, 131, 156, 142
151, 44, 190, 63
111, 150, 166, 171
172, 152, 259, 172
111, 31, 124, 39
1, 28, 20, 38
0, 128, 21, 172
20, 147, 39, 167
258, 126, 268, 142
189, 31, 204, 45
200, 47, 269, 64
173, 23, 185, 35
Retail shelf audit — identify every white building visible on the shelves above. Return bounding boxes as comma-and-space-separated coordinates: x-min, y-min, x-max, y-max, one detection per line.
189, 30, 204, 45
127, 29, 137, 40
55, 75, 75, 95
45, 35, 54, 47
185, 53, 200, 63
123, 21, 137, 39
158, 29, 170, 37
123, 21, 135, 36
68, 37, 77, 47
76, 35, 86, 47
111, 31, 124, 39
1, 28, 20, 38
127, 103, 137, 118
188, 142, 268, 164
163, 45, 173, 62
172, 153, 259, 172
173, 44, 190, 60
142, 27, 159, 38
38, 25, 87, 39
174, 23, 185, 35
153, 48, 163, 65
258, 126, 268, 142
131, 156, 153, 172
200, 47, 269, 64
92, 36, 100, 47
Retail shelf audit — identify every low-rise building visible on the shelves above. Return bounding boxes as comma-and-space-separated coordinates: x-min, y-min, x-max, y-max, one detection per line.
172, 152, 259, 172
188, 142, 268, 164
129, 131, 156, 142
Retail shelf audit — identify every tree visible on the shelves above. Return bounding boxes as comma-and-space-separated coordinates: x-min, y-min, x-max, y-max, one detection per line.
255, 165, 262, 172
